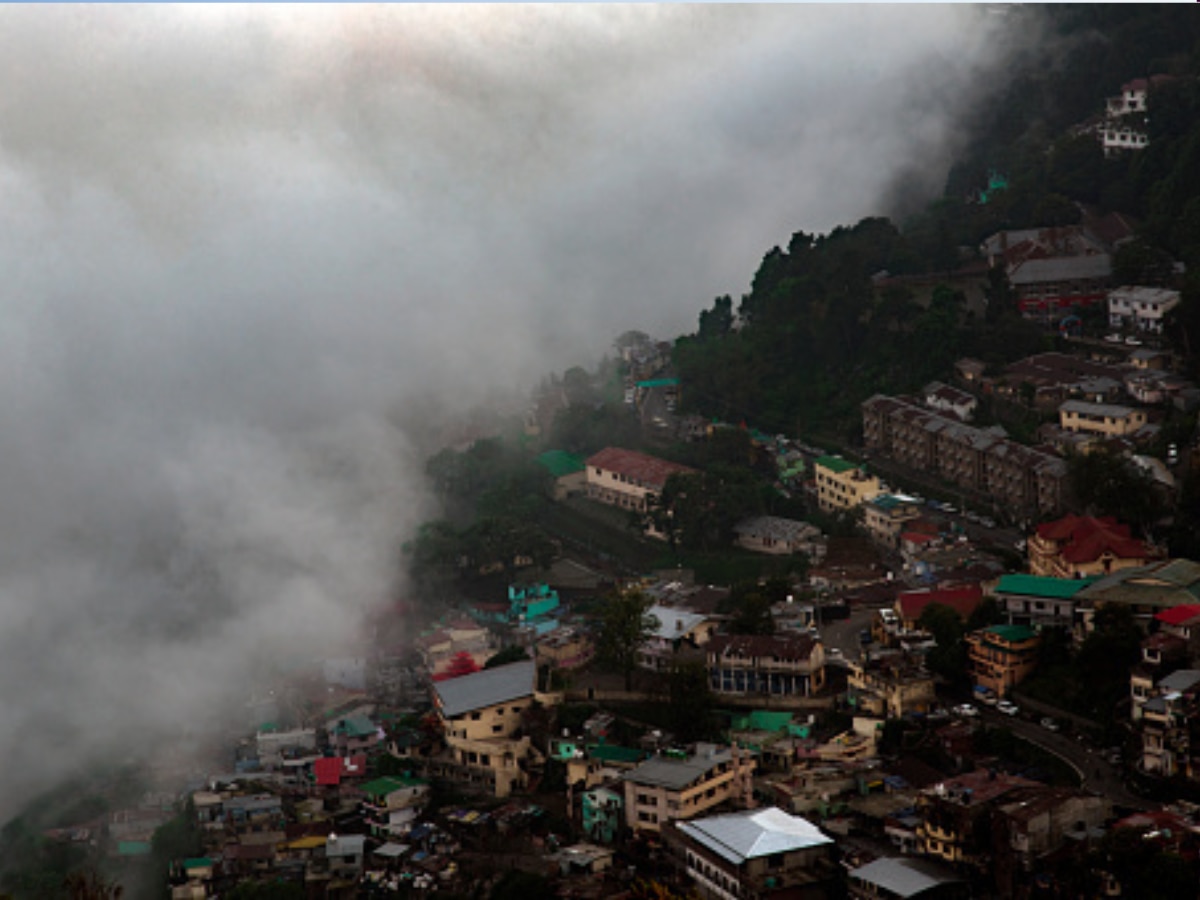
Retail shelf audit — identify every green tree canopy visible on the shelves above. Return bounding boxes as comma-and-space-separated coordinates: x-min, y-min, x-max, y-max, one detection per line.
596, 589, 659, 691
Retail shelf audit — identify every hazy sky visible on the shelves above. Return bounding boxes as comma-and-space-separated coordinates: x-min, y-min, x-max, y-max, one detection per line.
0, 4, 1035, 821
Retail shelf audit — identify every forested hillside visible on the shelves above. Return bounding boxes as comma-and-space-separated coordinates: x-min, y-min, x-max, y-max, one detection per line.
674, 5, 1200, 444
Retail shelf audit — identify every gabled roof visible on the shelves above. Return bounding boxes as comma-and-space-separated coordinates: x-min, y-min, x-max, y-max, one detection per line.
677, 807, 831, 865
1036, 514, 1152, 565
432, 660, 535, 718
585, 447, 696, 489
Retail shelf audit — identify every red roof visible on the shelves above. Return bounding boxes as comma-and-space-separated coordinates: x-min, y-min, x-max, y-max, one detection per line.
585, 447, 697, 490
1036, 514, 1151, 565
901, 531, 936, 545
314, 757, 343, 786
1156, 604, 1200, 627
897, 584, 983, 622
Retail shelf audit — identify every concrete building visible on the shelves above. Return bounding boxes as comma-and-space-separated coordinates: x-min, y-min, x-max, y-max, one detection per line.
622, 744, 756, 834
429, 660, 548, 798
993, 573, 1091, 630
734, 516, 826, 558
707, 633, 827, 700
1029, 514, 1160, 580
813, 456, 881, 513
585, 446, 696, 514
966, 625, 1040, 699
667, 806, 837, 900
846, 653, 937, 719
1108, 285, 1181, 333
863, 495, 924, 550
847, 856, 966, 900
1058, 400, 1148, 439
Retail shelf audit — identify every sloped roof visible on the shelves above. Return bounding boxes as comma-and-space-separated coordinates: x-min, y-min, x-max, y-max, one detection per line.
646, 604, 708, 639
677, 807, 831, 865
585, 447, 696, 489
708, 633, 817, 662
1036, 514, 1151, 565
995, 574, 1093, 600
432, 660, 535, 718
849, 857, 962, 898
624, 748, 734, 790
897, 584, 983, 621
1156, 604, 1200, 626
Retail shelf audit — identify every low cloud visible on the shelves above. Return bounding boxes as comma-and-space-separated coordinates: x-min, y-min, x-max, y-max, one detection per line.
0, 4, 1037, 820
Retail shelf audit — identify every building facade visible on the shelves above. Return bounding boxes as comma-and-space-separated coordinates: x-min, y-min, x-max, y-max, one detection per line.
622, 745, 756, 834
813, 456, 881, 513
707, 633, 826, 699
966, 625, 1040, 699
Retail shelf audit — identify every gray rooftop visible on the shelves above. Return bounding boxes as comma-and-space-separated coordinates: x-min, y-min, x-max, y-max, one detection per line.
433, 660, 535, 718
1009, 254, 1111, 285
1060, 399, 1137, 418
646, 605, 709, 640
624, 747, 734, 790
677, 807, 831, 865
1158, 669, 1200, 693
849, 856, 963, 898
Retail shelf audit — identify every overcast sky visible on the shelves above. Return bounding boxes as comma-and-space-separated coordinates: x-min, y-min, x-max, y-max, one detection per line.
0, 4, 1036, 822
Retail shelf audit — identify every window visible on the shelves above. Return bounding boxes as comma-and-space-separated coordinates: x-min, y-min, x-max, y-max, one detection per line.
471, 712, 481, 721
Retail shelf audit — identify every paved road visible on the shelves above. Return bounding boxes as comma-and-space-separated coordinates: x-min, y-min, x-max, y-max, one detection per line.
978, 706, 1152, 811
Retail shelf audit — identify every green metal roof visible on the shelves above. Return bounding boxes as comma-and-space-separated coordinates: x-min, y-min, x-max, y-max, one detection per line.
636, 378, 679, 388
588, 744, 645, 764
984, 624, 1038, 643
995, 574, 1094, 600
362, 774, 425, 797
537, 450, 585, 478
814, 455, 860, 474
118, 841, 152, 856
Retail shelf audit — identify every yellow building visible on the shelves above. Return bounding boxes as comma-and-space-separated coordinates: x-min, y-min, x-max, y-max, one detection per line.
813, 456, 881, 513
430, 660, 555, 798
862, 494, 924, 549
622, 744, 756, 833
1058, 400, 1147, 438
966, 625, 1040, 699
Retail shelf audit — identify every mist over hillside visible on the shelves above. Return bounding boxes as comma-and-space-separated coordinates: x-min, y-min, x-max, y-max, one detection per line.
0, 5, 1038, 820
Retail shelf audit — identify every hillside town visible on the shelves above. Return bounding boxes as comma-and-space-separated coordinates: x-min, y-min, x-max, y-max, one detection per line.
10, 12, 1200, 900
34, 253, 1200, 898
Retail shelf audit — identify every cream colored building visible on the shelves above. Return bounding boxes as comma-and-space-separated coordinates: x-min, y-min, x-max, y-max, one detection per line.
1058, 400, 1147, 438
846, 656, 937, 719
430, 660, 555, 798
585, 446, 696, 513
862, 494, 924, 549
622, 744, 756, 833
813, 456, 881, 513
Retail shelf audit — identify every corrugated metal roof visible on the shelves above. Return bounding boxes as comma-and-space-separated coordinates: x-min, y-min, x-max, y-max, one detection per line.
677, 807, 831, 865
995, 574, 1093, 600
624, 748, 733, 790
433, 660, 535, 718
849, 856, 962, 897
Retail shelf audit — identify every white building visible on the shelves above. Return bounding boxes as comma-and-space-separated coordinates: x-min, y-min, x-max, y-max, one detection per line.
1108, 285, 1181, 333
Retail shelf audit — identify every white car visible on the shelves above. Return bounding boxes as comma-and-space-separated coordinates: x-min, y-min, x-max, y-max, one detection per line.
1040, 717, 1060, 732
953, 703, 980, 718
1125, 335, 1143, 346
997, 700, 1020, 716
1104, 333, 1122, 343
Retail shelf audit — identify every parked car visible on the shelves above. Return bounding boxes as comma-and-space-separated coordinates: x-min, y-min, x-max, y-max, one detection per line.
953, 703, 980, 718
1105, 333, 1122, 343
980, 691, 999, 706
997, 700, 1020, 716
1040, 717, 1060, 732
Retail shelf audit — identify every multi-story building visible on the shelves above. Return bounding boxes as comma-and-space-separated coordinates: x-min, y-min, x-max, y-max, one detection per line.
993, 573, 1091, 630
536, 627, 595, 672
862, 494, 924, 550
991, 788, 1112, 897
666, 806, 837, 900
1058, 400, 1149, 439
917, 771, 1038, 871
846, 653, 936, 719
707, 633, 826, 699
1108, 285, 1182, 333
1029, 514, 1160, 579
1075, 559, 1200, 632
1101, 77, 1172, 157
923, 381, 977, 422
813, 456, 881, 513
622, 744, 756, 834
966, 625, 1040, 699
639, 604, 719, 672
428, 660, 549, 797
1137, 669, 1200, 778
585, 446, 696, 514
360, 774, 430, 838
861, 395, 1066, 521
